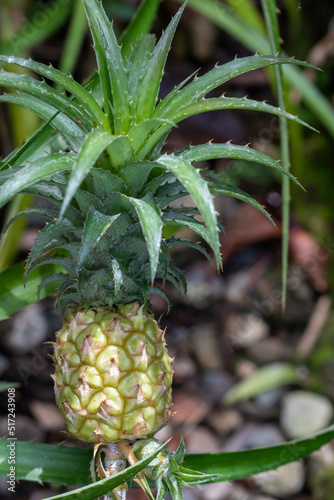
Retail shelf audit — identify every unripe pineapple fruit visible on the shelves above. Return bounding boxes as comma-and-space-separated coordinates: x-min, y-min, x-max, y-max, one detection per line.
53, 302, 173, 443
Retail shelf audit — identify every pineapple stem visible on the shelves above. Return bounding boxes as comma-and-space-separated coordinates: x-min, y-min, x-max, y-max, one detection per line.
102, 443, 128, 500
117, 442, 155, 500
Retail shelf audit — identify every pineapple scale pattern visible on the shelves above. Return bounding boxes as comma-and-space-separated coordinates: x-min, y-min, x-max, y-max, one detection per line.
53, 302, 173, 443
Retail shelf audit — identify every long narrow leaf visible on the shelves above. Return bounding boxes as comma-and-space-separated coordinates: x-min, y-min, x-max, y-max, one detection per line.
0, 70, 93, 130
0, 94, 85, 151
0, 55, 107, 129
154, 54, 314, 119
184, 0, 334, 138
26, 219, 75, 275
60, 129, 118, 217
1, 427, 334, 486
127, 35, 156, 100
128, 195, 163, 282
173, 96, 317, 132
157, 154, 221, 268
179, 142, 303, 188
0, 154, 76, 210
205, 172, 274, 224
40, 441, 168, 500
135, 3, 186, 121
77, 208, 120, 269
82, 0, 129, 132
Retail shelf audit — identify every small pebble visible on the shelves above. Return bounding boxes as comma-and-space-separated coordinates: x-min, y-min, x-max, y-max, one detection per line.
255, 461, 305, 497
225, 312, 269, 349
29, 400, 65, 431
192, 324, 222, 370
5, 304, 49, 354
185, 426, 220, 453
280, 390, 333, 439
208, 409, 243, 435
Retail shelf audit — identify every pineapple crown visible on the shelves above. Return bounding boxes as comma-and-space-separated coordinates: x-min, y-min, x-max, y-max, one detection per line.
0, 0, 311, 310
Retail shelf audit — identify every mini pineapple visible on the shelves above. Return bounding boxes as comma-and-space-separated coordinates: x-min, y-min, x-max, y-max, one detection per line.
0, 0, 312, 496
53, 302, 173, 443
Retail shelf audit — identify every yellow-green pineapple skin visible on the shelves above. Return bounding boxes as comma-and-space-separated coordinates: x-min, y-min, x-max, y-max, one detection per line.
53, 301, 173, 443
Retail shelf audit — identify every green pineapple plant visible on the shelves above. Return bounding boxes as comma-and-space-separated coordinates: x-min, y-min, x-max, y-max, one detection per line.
0, 0, 315, 497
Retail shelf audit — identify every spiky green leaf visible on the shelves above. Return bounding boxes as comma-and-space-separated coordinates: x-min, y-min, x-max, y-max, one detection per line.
127, 34, 156, 99
178, 142, 303, 188
0, 55, 107, 128
77, 208, 120, 269
173, 96, 317, 131
128, 195, 163, 282
204, 171, 274, 224
135, 3, 186, 121
157, 154, 221, 268
0, 154, 76, 210
0, 94, 84, 151
155, 54, 314, 119
120, 0, 160, 60
82, 0, 129, 133
60, 129, 119, 217
0, 69, 93, 129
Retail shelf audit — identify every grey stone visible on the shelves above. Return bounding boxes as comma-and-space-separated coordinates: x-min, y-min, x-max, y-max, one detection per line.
255, 461, 305, 497
5, 304, 49, 354
223, 423, 284, 452
186, 426, 221, 454
248, 337, 290, 364
225, 312, 269, 349
172, 355, 197, 384
280, 390, 333, 439
191, 324, 222, 370
208, 409, 243, 435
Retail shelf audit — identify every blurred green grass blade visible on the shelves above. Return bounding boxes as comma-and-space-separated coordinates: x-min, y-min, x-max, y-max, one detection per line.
183, 424, 334, 480
56, 0, 87, 85
0, 382, 20, 392
120, 0, 161, 60
0, 1, 72, 56
261, 0, 290, 311
226, 0, 265, 36
0, 194, 32, 272
0, 261, 60, 321
1, 427, 334, 486
223, 363, 302, 405
183, 0, 334, 138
